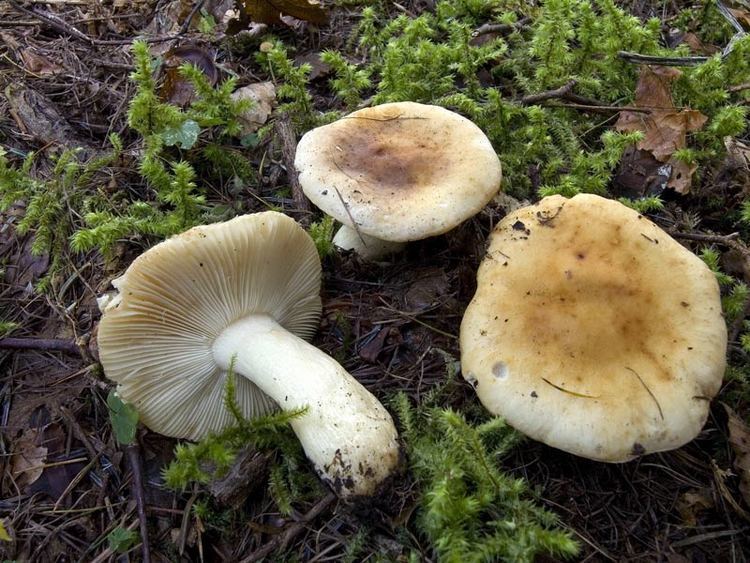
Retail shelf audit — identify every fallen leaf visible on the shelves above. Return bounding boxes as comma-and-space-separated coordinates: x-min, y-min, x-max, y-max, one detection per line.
11, 429, 47, 489
404, 268, 450, 312
161, 119, 201, 149
615, 66, 708, 194
4, 85, 89, 149
676, 489, 714, 526
107, 391, 139, 446
231, 82, 276, 136
236, 0, 328, 26
724, 136, 750, 176
724, 404, 750, 507
0, 519, 11, 542
678, 32, 720, 55
612, 147, 671, 199
160, 45, 219, 107
729, 7, 750, 29
358, 326, 390, 362
666, 157, 698, 194
294, 52, 331, 80
19, 49, 63, 76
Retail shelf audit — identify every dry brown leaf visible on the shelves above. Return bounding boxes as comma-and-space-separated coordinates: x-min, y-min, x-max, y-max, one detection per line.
231, 82, 276, 135
724, 404, 750, 507
19, 49, 62, 76
666, 157, 699, 194
11, 430, 47, 489
615, 66, 708, 194
676, 489, 714, 526
729, 7, 750, 29
634, 65, 681, 108
724, 136, 750, 174
160, 45, 219, 107
679, 32, 720, 55
237, 0, 328, 26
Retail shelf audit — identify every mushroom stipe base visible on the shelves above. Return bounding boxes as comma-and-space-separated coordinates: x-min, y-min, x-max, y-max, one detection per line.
212, 315, 400, 498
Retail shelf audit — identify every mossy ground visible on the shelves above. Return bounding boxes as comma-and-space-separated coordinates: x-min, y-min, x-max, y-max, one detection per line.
1, 0, 749, 561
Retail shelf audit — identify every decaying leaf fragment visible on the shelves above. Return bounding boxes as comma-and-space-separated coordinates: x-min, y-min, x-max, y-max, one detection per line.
231, 82, 276, 135
160, 45, 219, 107
724, 404, 750, 507
10, 429, 47, 489
615, 66, 708, 194
235, 0, 328, 26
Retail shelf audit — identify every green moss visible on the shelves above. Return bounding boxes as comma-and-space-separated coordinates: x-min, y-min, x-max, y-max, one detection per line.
392, 369, 579, 562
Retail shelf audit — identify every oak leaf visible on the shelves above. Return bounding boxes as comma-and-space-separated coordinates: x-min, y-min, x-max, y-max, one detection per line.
615, 66, 707, 194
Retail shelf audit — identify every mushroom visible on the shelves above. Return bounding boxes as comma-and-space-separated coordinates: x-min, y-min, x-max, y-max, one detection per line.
295, 101, 502, 259
460, 194, 727, 462
97, 211, 400, 498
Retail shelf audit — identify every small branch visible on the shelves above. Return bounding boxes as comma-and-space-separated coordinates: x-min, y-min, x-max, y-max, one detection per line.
729, 82, 750, 93
126, 444, 151, 563
0, 337, 81, 355
549, 102, 651, 115
669, 230, 750, 263
8, 0, 176, 45
520, 80, 577, 106
240, 492, 337, 563
178, 0, 206, 35
669, 231, 741, 246
617, 51, 711, 66
618, 0, 745, 67
274, 115, 311, 223
472, 17, 529, 38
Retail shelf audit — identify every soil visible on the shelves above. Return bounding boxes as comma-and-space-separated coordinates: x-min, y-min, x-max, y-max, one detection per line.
1, 0, 749, 561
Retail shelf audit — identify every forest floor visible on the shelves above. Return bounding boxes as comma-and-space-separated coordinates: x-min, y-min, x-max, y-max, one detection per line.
1, 0, 750, 561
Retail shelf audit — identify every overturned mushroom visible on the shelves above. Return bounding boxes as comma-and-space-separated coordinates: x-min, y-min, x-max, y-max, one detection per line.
460, 194, 727, 462
98, 212, 400, 498
295, 101, 502, 259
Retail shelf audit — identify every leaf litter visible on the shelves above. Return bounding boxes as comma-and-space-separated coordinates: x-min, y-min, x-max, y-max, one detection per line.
615, 65, 708, 194
1, 0, 750, 560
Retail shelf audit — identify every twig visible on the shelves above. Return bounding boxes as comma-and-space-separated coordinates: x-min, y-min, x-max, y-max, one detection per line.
472, 17, 529, 38
240, 492, 337, 563
126, 444, 151, 563
669, 231, 741, 246
8, 0, 176, 45
549, 102, 650, 114
520, 80, 577, 105
0, 336, 81, 355
728, 82, 750, 93
274, 115, 311, 223
178, 0, 206, 35
669, 230, 750, 264
618, 0, 745, 66
616, 51, 712, 66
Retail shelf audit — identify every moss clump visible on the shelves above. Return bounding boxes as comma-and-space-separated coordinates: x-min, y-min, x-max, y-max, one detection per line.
393, 366, 579, 561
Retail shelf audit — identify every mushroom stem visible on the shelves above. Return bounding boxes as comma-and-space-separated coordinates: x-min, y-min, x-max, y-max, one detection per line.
333, 225, 406, 260
212, 314, 399, 498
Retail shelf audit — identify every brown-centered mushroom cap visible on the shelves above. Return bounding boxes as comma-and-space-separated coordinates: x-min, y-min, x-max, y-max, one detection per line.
460, 194, 727, 462
295, 101, 502, 242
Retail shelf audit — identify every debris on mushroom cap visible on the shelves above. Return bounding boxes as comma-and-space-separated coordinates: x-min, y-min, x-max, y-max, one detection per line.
295, 101, 502, 242
97, 212, 322, 440
460, 194, 727, 462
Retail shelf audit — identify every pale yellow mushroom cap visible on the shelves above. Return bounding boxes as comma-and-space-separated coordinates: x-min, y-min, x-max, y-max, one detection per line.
295, 101, 502, 242
460, 194, 727, 462
98, 212, 322, 441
